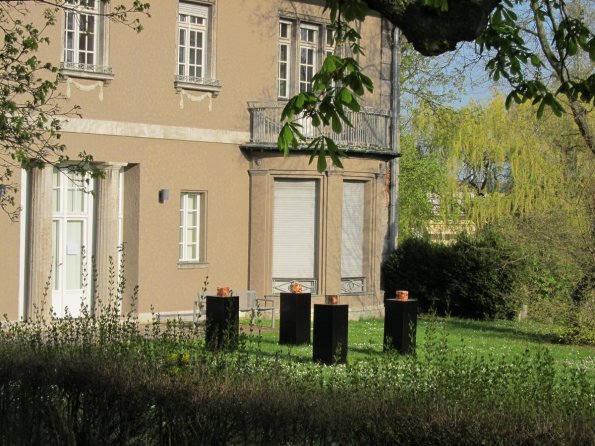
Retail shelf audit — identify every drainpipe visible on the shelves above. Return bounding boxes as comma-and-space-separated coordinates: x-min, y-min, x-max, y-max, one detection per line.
389, 26, 401, 252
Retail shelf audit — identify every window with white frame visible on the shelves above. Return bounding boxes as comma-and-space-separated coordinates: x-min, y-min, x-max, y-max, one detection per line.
298, 25, 318, 93
51, 168, 94, 317
278, 21, 292, 99
277, 20, 335, 98
179, 192, 205, 263
61, 0, 112, 77
175, 2, 221, 94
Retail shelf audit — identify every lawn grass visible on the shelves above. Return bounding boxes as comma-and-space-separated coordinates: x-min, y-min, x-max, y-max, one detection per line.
240, 315, 595, 381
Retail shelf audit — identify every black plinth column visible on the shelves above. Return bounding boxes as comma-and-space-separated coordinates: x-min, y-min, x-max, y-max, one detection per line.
313, 304, 348, 364
206, 295, 239, 350
279, 293, 311, 345
384, 299, 418, 354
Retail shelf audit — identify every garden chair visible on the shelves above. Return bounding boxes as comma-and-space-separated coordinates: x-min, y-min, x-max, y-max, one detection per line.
238, 290, 276, 328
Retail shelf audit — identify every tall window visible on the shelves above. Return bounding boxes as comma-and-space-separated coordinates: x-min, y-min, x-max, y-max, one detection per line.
278, 20, 334, 98
52, 168, 94, 317
179, 192, 204, 263
272, 179, 318, 293
177, 3, 209, 80
298, 25, 318, 93
175, 2, 220, 94
278, 21, 292, 99
62, 0, 109, 74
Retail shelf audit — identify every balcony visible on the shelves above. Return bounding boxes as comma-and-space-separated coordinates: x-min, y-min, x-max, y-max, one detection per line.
59, 62, 114, 83
245, 102, 393, 156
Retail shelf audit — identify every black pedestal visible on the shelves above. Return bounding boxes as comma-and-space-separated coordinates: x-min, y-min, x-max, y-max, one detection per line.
384, 299, 417, 354
279, 293, 311, 345
313, 304, 348, 364
205, 295, 239, 350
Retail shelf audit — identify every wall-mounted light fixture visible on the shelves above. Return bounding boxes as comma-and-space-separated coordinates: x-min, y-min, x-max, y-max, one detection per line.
158, 189, 169, 203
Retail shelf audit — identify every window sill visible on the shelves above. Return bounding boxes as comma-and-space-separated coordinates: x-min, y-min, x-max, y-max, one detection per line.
178, 261, 209, 270
59, 62, 114, 84
174, 76, 222, 96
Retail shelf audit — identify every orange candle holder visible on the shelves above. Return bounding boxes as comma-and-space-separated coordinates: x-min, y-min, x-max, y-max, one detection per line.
325, 295, 339, 305
395, 290, 409, 301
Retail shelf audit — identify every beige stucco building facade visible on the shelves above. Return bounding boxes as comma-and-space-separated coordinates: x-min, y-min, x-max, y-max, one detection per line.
0, 0, 395, 321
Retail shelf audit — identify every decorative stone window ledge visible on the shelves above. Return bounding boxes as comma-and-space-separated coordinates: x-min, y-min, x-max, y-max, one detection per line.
59, 62, 114, 84
177, 262, 209, 270
174, 76, 221, 96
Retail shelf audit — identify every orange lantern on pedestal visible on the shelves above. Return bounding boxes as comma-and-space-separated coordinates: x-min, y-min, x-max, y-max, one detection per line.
395, 290, 409, 301
326, 295, 339, 305
290, 282, 303, 294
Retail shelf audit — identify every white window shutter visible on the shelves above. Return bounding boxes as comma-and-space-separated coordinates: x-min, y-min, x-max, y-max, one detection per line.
179, 3, 209, 18
272, 180, 317, 278
341, 181, 364, 278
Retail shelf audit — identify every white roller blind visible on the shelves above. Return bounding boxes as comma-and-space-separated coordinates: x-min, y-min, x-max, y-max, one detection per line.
179, 2, 209, 18
341, 181, 364, 277
272, 179, 317, 278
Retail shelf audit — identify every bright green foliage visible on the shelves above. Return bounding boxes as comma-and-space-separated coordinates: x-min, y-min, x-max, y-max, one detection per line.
400, 93, 593, 329
397, 135, 448, 239
409, 94, 593, 227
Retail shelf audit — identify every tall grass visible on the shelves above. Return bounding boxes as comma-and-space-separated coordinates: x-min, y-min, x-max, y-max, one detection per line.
0, 263, 593, 445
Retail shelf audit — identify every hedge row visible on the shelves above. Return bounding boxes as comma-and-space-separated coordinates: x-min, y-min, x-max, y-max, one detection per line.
383, 232, 521, 319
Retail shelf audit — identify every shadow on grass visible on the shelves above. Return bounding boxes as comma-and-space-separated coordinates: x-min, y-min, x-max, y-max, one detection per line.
444, 319, 560, 345
239, 333, 313, 363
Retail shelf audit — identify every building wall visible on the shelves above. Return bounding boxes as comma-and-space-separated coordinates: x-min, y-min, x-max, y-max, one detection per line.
0, 0, 391, 320
0, 183, 23, 320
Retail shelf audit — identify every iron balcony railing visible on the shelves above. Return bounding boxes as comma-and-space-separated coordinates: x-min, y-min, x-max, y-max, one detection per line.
248, 101, 391, 152
60, 62, 113, 75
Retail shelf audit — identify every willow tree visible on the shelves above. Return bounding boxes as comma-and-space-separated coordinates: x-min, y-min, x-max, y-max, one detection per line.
411, 94, 594, 229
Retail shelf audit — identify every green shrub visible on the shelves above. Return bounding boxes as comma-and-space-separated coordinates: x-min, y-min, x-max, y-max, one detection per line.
382, 237, 453, 314
383, 230, 522, 319
558, 296, 595, 346
0, 325, 593, 446
448, 230, 521, 319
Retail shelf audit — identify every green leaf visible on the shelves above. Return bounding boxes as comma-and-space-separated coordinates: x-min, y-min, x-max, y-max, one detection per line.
312, 114, 321, 128
322, 55, 337, 73
277, 124, 294, 156
536, 100, 546, 119
308, 138, 321, 164
567, 39, 577, 57
344, 97, 361, 112
530, 55, 541, 67
317, 152, 328, 172
340, 87, 353, 104
505, 93, 514, 109
331, 114, 342, 133
550, 98, 564, 117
